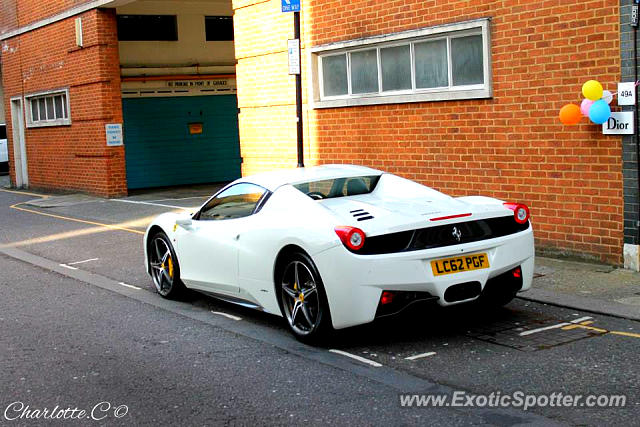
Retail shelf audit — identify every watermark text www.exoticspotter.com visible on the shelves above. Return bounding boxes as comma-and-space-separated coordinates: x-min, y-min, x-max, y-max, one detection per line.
399, 391, 627, 411
4, 401, 129, 421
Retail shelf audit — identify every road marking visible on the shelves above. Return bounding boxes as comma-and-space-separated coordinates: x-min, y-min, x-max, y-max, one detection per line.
405, 352, 436, 361
119, 282, 142, 290
0, 188, 50, 198
328, 349, 383, 367
519, 322, 571, 336
59, 263, 78, 270
211, 311, 242, 321
146, 196, 209, 202
610, 330, 640, 339
112, 199, 189, 210
519, 316, 594, 337
562, 322, 640, 339
68, 258, 99, 266
10, 203, 146, 235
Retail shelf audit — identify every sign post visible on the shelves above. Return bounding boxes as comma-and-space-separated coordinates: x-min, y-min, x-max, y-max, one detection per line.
282, 0, 304, 167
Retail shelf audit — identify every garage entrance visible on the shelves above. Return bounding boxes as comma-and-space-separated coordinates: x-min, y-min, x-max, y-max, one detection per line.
122, 85, 241, 190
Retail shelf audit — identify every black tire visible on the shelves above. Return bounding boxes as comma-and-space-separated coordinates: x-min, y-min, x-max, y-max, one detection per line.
148, 231, 187, 299
277, 252, 332, 344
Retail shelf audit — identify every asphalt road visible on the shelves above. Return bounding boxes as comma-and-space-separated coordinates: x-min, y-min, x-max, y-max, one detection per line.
1, 188, 638, 426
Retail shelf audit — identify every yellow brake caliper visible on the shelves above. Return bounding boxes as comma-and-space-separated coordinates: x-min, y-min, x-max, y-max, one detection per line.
167, 257, 174, 279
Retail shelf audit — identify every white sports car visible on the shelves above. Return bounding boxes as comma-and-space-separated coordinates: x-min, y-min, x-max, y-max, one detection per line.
144, 165, 534, 342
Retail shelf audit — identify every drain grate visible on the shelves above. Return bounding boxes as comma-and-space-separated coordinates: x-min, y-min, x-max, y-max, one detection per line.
463, 311, 606, 352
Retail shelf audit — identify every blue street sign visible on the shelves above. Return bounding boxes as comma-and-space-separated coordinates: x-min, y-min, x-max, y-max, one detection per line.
281, 0, 300, 13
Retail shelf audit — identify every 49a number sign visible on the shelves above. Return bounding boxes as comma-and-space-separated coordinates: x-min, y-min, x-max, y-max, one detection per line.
617, 82, 636, 106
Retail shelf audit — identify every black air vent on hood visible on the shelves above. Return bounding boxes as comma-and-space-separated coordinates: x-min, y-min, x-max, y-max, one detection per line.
350, 208, 374, 221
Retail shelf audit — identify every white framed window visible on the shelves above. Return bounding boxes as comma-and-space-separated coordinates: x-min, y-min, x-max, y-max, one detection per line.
25, 89, 71, 128
310, 18, 492, 109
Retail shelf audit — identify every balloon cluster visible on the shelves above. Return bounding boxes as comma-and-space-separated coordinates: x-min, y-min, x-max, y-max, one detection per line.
559, 80, 613, 126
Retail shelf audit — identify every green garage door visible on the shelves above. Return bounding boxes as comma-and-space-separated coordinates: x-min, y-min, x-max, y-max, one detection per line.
123, 95, 241, 189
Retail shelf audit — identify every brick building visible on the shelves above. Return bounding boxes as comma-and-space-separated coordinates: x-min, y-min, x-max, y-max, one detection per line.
0, 0, 638, 266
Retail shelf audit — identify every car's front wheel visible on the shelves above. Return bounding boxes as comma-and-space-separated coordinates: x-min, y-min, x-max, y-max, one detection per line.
278, 252, 332, 344
148, 231, 186, 299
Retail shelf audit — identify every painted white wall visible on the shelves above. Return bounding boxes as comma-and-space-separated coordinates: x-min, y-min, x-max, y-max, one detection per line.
117, 0, 235, 69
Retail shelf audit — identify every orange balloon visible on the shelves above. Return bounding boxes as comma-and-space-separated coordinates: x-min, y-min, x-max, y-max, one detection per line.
559, 104, 582, 125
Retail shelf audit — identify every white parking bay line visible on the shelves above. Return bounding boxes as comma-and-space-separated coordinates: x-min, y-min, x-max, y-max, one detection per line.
405, 352, 436, 361
329, 349, 383, 367
519, 322, 571, 336
112, 199, 187, 210
59, 264, 78, 270
68, 258, 99, 266
211, 311, 242, 321
519, 316, 594, 337
119, 282, 141, 290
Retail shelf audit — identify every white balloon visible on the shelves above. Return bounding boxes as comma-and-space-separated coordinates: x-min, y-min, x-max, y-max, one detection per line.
602, 90, 613, 104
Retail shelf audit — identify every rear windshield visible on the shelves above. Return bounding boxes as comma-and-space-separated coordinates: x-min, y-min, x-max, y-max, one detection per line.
293, 175, 381, 200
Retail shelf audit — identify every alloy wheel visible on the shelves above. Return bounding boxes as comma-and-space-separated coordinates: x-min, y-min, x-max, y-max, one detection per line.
149, 236, 175, 296
281, 260, 321, 336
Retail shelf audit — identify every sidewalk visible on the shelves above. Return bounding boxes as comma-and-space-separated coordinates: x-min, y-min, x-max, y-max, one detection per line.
526, 257, 640, 321
2, 183, 640, 321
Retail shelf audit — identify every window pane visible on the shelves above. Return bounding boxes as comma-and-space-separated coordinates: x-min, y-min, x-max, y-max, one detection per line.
380, 45, 411, 92
45, 97, 55, 120
199, 183, 266, 221
205, 16, 234, 41
414, 39, 448, 88
54, 96, 64, 119
31, 100, 39, 122
38, 99, 46, 121
451, 35, 484, 86
294, 175, 381, 199
350, 49, 378, 94
321, 54, 348, 97
117, 15, 178, 41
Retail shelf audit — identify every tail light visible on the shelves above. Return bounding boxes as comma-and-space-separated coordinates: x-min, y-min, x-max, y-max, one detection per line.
335, 226, 366, 251
380, 291, 395, 305
503, 202, 530, 224
513, 267, 522, 278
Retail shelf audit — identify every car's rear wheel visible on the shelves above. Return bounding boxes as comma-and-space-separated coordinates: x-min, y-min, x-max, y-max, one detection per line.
148, 231, 186, 299
278, 252, 332, 344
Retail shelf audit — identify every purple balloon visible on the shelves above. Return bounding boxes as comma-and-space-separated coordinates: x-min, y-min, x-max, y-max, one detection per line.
580, 98, 594, 116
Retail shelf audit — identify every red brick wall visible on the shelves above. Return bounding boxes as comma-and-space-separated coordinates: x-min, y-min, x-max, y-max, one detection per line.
0, 1, 97, 33
2, 7, 126, 197
299, 0, 622, 264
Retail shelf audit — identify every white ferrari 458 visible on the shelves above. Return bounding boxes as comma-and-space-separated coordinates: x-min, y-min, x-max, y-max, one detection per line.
144, 165, 534, 342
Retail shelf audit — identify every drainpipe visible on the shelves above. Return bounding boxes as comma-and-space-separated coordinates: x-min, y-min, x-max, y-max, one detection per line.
294, 11, 304, 168
633, 0, 640, 243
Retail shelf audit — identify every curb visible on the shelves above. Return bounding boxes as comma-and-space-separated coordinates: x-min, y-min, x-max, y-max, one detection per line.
518, 288, 640, 322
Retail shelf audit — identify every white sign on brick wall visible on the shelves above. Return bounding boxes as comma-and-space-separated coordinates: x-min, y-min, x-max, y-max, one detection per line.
617, 82, 636, 106
106, 124, 123, 146
602, 112, 634, 135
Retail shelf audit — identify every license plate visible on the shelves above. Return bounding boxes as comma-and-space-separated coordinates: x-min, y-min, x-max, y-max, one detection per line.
431, 253, 490, 276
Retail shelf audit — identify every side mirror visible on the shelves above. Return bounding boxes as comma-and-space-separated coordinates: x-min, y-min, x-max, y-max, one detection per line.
176, 218, 193, 228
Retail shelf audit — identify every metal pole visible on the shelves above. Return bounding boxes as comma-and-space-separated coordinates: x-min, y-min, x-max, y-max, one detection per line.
294, 11, 304, 168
